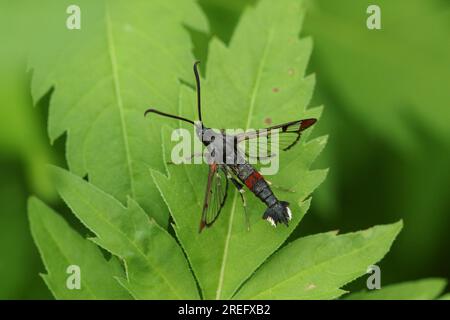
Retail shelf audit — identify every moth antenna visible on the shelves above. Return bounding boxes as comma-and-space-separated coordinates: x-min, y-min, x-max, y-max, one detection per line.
144, 108, 194, 125
193, 61, 203, 125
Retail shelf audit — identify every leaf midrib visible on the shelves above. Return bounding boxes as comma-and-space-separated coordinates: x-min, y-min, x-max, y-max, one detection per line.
215, 192, 238, 299
215, 27, 275, 300
105, 6, 136, 199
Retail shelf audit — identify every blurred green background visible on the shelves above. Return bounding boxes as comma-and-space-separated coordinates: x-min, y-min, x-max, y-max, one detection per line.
1, 0, 449, 299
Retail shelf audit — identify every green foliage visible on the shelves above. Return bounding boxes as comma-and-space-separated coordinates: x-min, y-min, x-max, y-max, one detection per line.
30, 0, 208, 227
198, 0, 257, 43
152, 0, 326, 300
50, 166, 199, 299
0, 0, 57, 200
303, 0, 450, 282
346, 278, 447, 300
29, 164, 404, 300
305, 0, 450, 148
25, 0, 442, 300
0, 0, 59, 299
0, 169, 51, 299
31, 163, 403, 299
234, 222, 403, 299
28, 196, 131, 299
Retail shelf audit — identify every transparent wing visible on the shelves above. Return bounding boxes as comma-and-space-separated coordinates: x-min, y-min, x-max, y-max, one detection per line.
237, 119, 316, 159
199, 164, 229, 232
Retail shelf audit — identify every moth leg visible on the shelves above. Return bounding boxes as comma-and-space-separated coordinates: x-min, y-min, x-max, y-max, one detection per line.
166, 152, 203, 165
266, 179, 295, 193
228, 174, 250, 231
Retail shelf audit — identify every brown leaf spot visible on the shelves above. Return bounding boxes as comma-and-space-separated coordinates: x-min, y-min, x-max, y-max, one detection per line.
264, 117, 272, 125
272, 87, 279, 93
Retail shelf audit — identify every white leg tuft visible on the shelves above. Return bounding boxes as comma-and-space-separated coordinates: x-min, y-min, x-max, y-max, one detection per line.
266, 217, 276, 227
286, 207, 292, 220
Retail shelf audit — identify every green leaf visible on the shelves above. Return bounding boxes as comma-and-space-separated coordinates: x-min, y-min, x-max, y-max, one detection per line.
29, 0, 209, 227
234, 221, 403, 299
50, 166, 199, 299
345, 278, 447, 300
152, 0, 327, 300
28, 196, 131, 299
197, 0, 257, 43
